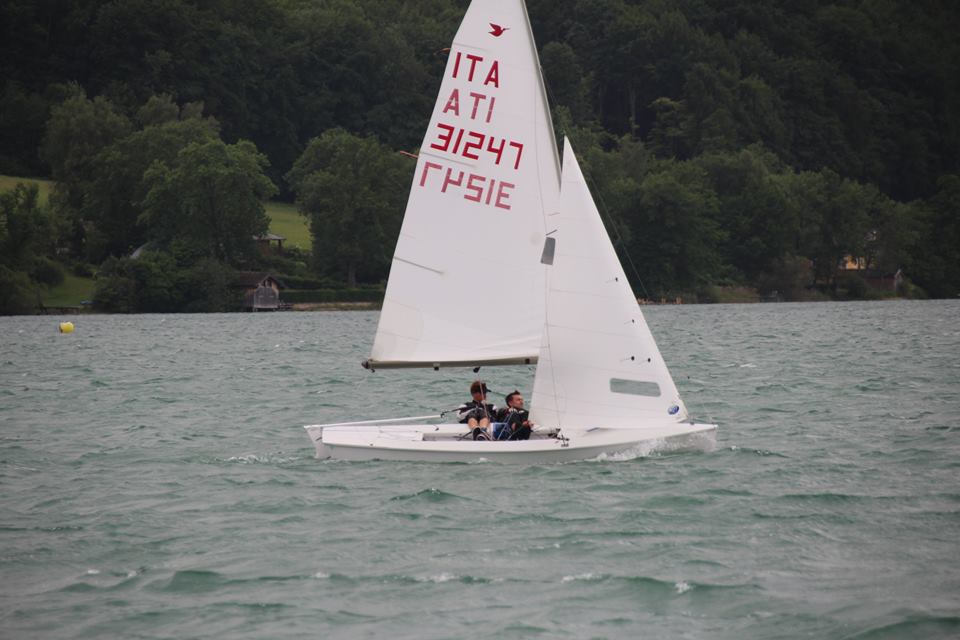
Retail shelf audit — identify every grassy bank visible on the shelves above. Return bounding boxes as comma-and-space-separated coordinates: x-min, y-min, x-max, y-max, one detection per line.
264, 200, 310, 251
0, 175, 53, 202
1, 175, 309, 250
42, 273, 95, 307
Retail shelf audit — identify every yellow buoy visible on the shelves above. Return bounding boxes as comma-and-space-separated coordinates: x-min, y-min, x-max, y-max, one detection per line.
58, 321, 75, 334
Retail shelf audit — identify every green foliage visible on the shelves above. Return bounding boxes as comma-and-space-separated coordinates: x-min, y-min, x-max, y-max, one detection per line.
263, 200, 311, 250
0, 265, 40, 314
695, 145, 793, 280
92, 256, 137, 313
632, 159, 726, 294
130, 251, 184, 312
908, 175, 960, 298
84, 97, 219, 260
180, 258, 239, 313
29, 257, 65, 287
0, 0, 956, 304
0, 83, 51, 175
287, 128, 410, 286
0, 182, 51, 268
282, 288, 384, 304
756, 255, 814, 301
93, 252, 237, 313
0, 175, 52, 203
41, 89, 133, 208
39, 90, 133, 259
541, 42, 591, 122
836, 271, 871, 300
278, 275, 339, 290
142, 138, 276, 266
42, 272, 95, 308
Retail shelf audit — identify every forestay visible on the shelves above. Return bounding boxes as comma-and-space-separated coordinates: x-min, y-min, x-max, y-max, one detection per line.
366, 0, 561, 370
530, 140, 690, 429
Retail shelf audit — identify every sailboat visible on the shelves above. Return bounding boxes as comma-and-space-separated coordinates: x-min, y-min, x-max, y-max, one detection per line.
304, 0, 717, 462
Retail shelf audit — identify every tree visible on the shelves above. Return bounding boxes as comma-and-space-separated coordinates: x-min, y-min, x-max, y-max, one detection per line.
92, 256, 137, 313
695, 146, 795, 281
141, 139, 276, 266
180, 257, 237, 312
909, 175, 960, 298
0, 265, 39, 315
41, 90, 132, 208
286, 128, 410, 286
6, 0, 959, 299
0, 82, 51, 175
541, 41, 592, 122
780, 169, 875, 289
0, 183, 49, 314
0, 182, 50, 269
86, 96, 219, 260
631, 160, 726, 294
93, 252, 237, 313
41, 90, 132, 259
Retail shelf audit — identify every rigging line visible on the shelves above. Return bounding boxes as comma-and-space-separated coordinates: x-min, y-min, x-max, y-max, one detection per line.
583, 166, 652, 301
536, 55, 567, 149
541, 62, 651, 300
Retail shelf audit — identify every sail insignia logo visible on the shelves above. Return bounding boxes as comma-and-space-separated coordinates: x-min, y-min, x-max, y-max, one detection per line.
489, 23, 508, 37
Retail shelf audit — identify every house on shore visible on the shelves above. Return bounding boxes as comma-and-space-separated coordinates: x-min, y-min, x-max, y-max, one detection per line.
840, 255, 903, 293
233, 272, 286, 311
254, 233, 285, 256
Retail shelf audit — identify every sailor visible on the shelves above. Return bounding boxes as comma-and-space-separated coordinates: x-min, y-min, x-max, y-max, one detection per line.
494, 390, 532, 440
458, 380, 496, 440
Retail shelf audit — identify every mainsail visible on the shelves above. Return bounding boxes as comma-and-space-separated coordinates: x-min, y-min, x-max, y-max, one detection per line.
365, 0, 561, 370
530, 140, 689, 429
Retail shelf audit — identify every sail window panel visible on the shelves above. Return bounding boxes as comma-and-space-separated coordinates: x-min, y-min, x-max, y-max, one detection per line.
540, 237, 556, 265
533, 360, 679, 428
609, 378, 662, 397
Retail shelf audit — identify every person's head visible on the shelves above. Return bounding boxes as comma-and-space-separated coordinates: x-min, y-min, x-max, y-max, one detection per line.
505, 390, 524, 409
470, 380, 488, 399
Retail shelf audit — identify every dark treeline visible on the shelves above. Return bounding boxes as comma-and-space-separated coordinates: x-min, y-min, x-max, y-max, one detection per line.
1, 0, 958, 313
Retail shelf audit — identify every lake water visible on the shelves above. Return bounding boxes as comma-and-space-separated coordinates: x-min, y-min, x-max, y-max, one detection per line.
2, 301, 959, 639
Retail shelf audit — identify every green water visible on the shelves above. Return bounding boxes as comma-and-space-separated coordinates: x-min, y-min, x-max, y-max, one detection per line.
2, 301, 959, 638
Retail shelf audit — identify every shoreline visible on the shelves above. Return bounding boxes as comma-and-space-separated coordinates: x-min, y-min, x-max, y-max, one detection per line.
26, 296, 927, 317
289, 302, 381, 311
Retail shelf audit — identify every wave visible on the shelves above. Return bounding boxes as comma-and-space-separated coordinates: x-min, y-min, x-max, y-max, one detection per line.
558, 573, 759, 597
155, 569, 228, 594
725, 445, 789, 458
844, 615, 960, 639
593, 432, 717, 462
779, 492, 870, 503
389, 488, 471, 503
59, 568, 144, 593
750, 511, 856, 524
312, 570, 498, 586
217, 453, 308, 465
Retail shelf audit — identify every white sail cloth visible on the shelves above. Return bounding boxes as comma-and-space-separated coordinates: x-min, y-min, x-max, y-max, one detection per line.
367, 0, 560, 369
530, 140, 689, 429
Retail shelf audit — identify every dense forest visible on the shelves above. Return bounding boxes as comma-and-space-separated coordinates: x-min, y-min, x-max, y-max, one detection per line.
1, 0, 958, 313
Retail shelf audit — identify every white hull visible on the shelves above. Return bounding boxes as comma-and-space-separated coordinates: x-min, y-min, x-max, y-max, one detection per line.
304, 422, 717, 463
